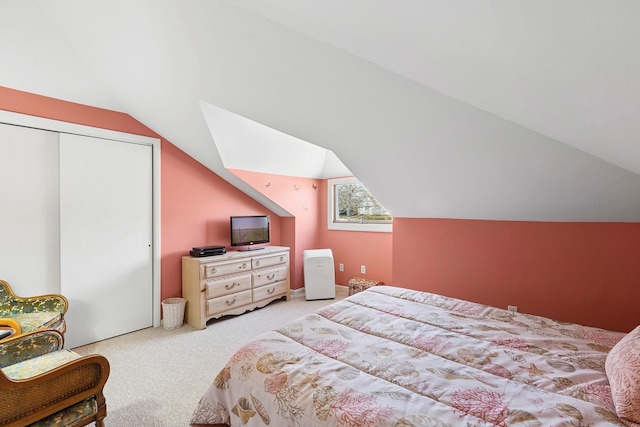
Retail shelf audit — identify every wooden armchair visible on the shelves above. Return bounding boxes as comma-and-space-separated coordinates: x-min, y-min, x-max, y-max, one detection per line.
0, 279, 68, 337
0, 329, 109, 426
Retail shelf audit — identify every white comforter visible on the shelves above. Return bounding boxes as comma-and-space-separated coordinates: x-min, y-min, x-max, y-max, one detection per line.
191, 286, 626, 426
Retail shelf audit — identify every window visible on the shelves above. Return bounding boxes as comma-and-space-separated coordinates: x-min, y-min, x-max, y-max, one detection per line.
328, 177, 392, 232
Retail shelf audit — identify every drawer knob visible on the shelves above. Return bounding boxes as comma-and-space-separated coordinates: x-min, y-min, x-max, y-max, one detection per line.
267, 287, 275, 294
267, 274, 275, 280
225, 282, 237, 289
241, 263, 247, 269
211, 267, 217, 274
225, 296, 237, 305
279, 256, 284, 261
255, 261, 260, 266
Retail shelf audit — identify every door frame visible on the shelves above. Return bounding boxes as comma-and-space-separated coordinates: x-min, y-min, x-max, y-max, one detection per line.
0, 110, 162, 327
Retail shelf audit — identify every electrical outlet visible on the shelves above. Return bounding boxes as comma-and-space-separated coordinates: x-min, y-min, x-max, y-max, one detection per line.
361, 265, 366, 274
339, 263, 344, 272
508, 305, 518, 313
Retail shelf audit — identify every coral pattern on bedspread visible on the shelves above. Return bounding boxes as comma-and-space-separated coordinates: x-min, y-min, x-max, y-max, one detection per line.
191, 286, 627, 426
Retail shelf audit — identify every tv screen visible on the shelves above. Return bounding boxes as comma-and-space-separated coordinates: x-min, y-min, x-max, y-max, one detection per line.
230, 215, 270, 250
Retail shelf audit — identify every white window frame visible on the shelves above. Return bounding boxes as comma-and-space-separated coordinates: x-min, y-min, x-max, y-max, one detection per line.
327, 177, 392, 233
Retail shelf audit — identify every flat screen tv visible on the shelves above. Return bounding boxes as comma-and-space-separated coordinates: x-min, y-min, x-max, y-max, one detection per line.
230, 215, 270, 251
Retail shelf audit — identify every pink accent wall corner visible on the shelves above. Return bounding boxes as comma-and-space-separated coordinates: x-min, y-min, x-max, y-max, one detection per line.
229, 169, 323, 290
229, 170, 395, 291
393, 218, 640, 332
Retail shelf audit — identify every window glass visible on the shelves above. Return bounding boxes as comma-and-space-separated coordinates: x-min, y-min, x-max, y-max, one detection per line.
328, 177, 392, 232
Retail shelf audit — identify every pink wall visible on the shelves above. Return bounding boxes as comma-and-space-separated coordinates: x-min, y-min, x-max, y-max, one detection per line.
317, 180, 394, 286
160, 145, 282, 299
229, 170, 395, 288
0, 86, 281, 301
393, 218, 640, 332
0, 86, 158, 136
229, 169, 322, 289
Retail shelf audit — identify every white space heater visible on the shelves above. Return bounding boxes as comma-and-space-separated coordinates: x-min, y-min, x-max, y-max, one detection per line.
303, 249, 336, 300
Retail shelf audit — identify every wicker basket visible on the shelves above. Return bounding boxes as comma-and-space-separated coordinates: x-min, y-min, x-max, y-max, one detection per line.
161, 297, 186, 330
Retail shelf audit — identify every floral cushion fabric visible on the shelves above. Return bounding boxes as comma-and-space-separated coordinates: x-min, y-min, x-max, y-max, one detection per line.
0, 281, 67, 335
8, 312, 64, 333
0, 330, 63, 368
606, 325, 640, 426
2, 349, 79, 380
29, 398, 97, 427
192, 286, 628, 426
0, 282, 67, 315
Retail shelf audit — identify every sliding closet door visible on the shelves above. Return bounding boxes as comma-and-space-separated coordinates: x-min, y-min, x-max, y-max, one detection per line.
60, 133, 153, 349
0, 123, 60, 294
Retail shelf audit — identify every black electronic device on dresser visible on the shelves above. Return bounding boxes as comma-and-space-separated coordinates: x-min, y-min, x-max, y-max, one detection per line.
190, 245, 226, 257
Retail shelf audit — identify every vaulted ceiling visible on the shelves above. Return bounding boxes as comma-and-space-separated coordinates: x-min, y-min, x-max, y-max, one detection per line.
2, 0, 639, 221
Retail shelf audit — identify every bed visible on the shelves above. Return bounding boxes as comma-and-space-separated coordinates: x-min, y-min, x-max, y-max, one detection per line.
190, 286, 639, 426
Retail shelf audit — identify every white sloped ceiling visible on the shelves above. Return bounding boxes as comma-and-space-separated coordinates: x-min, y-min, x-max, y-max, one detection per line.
2, 0, 639, 221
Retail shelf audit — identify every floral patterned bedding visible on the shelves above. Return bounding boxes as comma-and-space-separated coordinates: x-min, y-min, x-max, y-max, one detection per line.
190, 286, 627, 426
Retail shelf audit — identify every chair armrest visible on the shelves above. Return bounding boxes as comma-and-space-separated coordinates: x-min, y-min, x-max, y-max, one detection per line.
0, 280, 69, 315
0, 330, 63, 368
0, 318, 22, 334
17, 294, 69, 315
0, 353, 110, 427
3, 295, 69, 316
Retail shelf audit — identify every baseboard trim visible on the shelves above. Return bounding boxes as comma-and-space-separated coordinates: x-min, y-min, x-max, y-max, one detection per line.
291, 285, 348, 299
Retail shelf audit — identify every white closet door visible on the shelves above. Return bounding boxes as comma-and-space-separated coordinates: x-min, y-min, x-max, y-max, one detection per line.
60, 133, 153, 348
0, 123, 60, 295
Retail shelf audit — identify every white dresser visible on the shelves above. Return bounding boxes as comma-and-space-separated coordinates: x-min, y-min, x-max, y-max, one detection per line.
181, 246, 290, 329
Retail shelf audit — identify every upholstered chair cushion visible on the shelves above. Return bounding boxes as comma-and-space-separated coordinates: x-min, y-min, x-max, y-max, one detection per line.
2, 349, 80, 380
29, 398, 98, 427
7, 312, 64, 334
0, 329, 63, 368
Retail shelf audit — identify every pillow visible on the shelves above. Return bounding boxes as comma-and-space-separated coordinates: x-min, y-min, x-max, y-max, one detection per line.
606, 325, 640, 426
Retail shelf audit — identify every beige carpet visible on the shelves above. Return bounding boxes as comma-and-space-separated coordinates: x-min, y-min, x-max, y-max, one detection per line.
73, 291, 345, 426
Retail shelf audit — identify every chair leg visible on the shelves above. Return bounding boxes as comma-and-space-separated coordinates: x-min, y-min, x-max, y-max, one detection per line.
94, 390, 107, 427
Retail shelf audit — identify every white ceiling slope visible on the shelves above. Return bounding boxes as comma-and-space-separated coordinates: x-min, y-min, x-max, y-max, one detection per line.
2, 0, 639, 221
200, 101, 351, 179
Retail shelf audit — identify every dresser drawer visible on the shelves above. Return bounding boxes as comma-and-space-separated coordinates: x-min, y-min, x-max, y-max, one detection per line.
206, 289, 252, 316
204, 272, 251, 298
251, 252, 288, 269
253, 280, 288, 302
202, 259, 251, 278
252, 265, 288, 288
